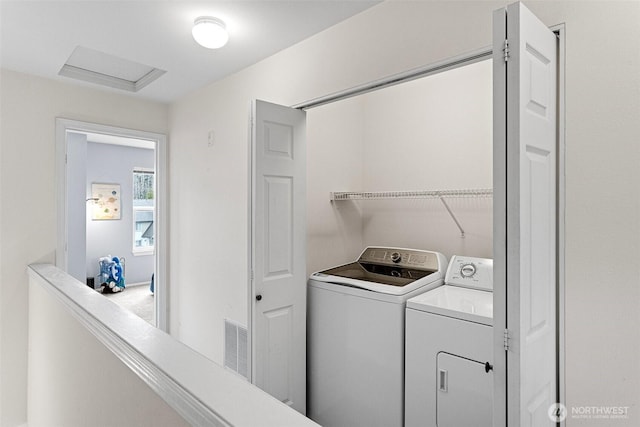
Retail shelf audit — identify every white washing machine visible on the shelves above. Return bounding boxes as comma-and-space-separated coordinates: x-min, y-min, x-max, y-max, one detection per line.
405, 255, 494, 427
307, 247, 447, 427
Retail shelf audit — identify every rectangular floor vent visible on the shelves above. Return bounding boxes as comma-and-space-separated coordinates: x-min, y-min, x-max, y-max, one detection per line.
224, 319, 248, 379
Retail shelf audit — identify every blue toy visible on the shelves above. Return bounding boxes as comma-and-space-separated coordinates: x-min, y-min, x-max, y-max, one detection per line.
100, 256, 125, 293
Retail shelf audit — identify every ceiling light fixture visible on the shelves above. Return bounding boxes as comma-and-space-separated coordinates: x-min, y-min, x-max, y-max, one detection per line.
192, 16, 229, 49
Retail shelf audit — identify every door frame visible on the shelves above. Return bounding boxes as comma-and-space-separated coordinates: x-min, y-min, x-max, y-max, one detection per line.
553, 24, 567, 423
55, 118, 169, 332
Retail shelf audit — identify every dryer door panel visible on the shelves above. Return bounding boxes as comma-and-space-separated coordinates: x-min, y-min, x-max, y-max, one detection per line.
437, 352, 493, 427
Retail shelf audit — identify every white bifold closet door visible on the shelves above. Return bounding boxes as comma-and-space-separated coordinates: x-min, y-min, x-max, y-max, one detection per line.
249, 99, 307, 414
493, 2, 558, 426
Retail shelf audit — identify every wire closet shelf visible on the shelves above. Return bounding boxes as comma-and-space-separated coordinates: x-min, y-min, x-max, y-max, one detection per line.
330, 188, 493, 238
330, 188, 493, 201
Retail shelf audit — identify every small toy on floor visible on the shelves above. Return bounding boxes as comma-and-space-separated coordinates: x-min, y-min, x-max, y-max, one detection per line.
100, 280, 123, 293
99, 256, 126, 293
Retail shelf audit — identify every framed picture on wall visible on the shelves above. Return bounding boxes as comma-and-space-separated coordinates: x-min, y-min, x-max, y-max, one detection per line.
91, 183, 121, 220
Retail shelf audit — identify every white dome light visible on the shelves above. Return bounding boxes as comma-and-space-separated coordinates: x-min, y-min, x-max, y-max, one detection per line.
192, 17, 229, 49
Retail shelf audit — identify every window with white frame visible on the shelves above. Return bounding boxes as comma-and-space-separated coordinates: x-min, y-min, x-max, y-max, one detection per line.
133, 168, 154, 254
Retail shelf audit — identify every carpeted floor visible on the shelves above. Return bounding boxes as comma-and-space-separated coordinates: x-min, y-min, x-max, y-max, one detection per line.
102, 284, 155, 325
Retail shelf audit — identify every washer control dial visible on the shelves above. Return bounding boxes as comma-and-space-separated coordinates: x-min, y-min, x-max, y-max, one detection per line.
445, 255, 493, 290
390, 252, 402, 263
460, 263, 476, 278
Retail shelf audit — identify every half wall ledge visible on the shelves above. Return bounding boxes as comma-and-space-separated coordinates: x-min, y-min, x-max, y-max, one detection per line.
27, 263, 317, 427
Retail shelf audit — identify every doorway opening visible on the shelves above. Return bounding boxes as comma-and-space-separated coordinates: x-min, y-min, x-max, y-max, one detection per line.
55, 119, 168, 331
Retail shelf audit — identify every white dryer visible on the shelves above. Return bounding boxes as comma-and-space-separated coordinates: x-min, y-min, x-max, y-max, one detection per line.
307, 247, 447, 427
405, 255, 494, 427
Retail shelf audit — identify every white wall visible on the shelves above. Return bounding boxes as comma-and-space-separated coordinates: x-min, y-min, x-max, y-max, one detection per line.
27, 280, 189, 427
169, 1, 640, 425
360, 60, 492, 259
307, 59, 492, 267
0, 69, 168, 426
86, 142, 155, 285
306, 95, 365, 274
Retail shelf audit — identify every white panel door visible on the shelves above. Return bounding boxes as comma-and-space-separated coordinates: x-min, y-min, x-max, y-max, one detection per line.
250, 99, 306, 414
493, 2, 558, 426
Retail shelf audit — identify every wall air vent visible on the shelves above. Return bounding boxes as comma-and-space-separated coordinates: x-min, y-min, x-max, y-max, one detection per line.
59, 46, 166, 92
224, 318, 248, 380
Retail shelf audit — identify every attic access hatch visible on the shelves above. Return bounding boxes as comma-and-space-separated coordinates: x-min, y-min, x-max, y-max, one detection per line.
59, 46, 166, 92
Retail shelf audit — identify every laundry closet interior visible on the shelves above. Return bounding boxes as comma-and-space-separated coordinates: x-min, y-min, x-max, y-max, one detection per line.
305, 58, 493, 276
298, 58, 494, 426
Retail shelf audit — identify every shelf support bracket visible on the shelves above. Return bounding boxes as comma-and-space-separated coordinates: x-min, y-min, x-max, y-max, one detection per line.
438, 195, 465, 238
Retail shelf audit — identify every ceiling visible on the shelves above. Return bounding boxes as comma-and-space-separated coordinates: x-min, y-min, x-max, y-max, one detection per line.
0, 1, 379, 104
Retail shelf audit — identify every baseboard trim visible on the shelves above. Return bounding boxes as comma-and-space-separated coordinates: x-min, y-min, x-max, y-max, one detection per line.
127, 281, 151, 288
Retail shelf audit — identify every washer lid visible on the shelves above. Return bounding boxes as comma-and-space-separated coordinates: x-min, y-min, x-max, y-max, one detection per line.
311, 247, 446, 296
316, 261, 435, 287
310, 268, 443, 296
406, 285, 493, 325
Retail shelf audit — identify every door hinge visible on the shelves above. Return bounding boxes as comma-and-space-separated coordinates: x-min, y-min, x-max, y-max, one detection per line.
503, 328, 510, 351
503, 39, 510, 62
